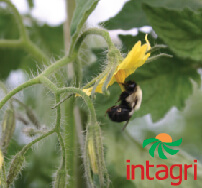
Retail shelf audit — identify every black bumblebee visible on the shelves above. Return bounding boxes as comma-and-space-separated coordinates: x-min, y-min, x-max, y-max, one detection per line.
106, 81, 142, 131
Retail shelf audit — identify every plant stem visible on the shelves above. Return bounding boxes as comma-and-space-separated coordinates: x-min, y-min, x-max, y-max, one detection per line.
24, 40, 49, 65
40, 76, 58, 92
21, 129, 55, 155
64, 0, 78, 187
57, 88, 96, 124
64, 97, 77, 188
42, 55, 75, 76
1, 162, 7, 187
0, 77, 40, 109
74, 28, 115, 53
0, 40, 23, 48
55, 94, 66, 168
0, 55, 75, 110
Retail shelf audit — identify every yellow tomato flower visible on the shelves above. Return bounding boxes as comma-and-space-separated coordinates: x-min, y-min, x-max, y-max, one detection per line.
83, 35, 150, 95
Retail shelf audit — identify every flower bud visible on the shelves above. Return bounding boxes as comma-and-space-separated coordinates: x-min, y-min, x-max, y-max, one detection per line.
7, 152, 24, 186
1, 108, 15, 152
22, 127, 38, 137
88, 137, 98, 174
26, 107, 40, 128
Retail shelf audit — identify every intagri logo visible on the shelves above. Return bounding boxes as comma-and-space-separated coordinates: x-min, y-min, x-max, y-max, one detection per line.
126, 133, 198, 186
143, 133, 182, 159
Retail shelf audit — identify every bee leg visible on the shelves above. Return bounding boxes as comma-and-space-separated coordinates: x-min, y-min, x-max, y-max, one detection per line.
115, 98, 121, 104
122, 120, 129, 131
116, 91, 129, 104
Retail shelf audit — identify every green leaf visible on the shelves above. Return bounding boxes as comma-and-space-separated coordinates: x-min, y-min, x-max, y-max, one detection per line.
27, 0, 34, 9
70, 0, 99, 49
102, 0, 149, 29
102, 0, 202, 29
70, 0, 99, 36
29, 23, 64, 58
143, 4, 202, 61
133, 57, 200, 121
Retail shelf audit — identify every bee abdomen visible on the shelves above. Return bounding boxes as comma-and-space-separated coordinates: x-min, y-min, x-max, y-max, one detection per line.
106, 105, 131, 122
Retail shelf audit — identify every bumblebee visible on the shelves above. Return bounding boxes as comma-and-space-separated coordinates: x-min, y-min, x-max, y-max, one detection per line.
106, 81, 142, 131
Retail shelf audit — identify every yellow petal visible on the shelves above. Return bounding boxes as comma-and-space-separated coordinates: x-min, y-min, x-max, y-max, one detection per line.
82, 34, 151, 96
145, 34, 151, 50
114, 69, 126, 83
83, 88, 93, 96
0, 150, 3, 169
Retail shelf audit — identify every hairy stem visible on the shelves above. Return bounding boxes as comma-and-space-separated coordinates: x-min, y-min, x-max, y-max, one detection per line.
0, 77, 40, 109
0, 40, 23, 48
55, 94, 66, 168
0, 54, 75, 111
74, 28, 115, 53
21, 129, 55, 155
64, 97, 77, 188
57, 88, 96, 123
42, 55, 76, 76
40, 76, 58, 93
24, 40, 49, 65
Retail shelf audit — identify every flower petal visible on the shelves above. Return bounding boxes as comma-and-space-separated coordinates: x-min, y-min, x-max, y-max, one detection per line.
82, 34, 151, 96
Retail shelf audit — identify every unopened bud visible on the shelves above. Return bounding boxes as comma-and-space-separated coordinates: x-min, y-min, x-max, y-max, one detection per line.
26, 107, 40, 128
22, 127, 38, 137
1, 108, 15, 151
7, 152, 25, 186
88, 137, 98, 174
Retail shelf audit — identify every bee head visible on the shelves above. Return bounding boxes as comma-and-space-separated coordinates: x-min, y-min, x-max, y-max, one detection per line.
122, 81, 137, 92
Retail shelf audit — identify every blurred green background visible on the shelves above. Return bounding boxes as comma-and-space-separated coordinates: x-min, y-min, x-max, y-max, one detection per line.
0, 0, 202, 187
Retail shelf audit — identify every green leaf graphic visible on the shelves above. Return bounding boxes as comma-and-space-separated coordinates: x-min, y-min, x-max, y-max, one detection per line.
163, 144, 179, 155
158, 143, 167, 159
142, 138, 159, 148
164, 138, 182, 147
149, 141, 160, 157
